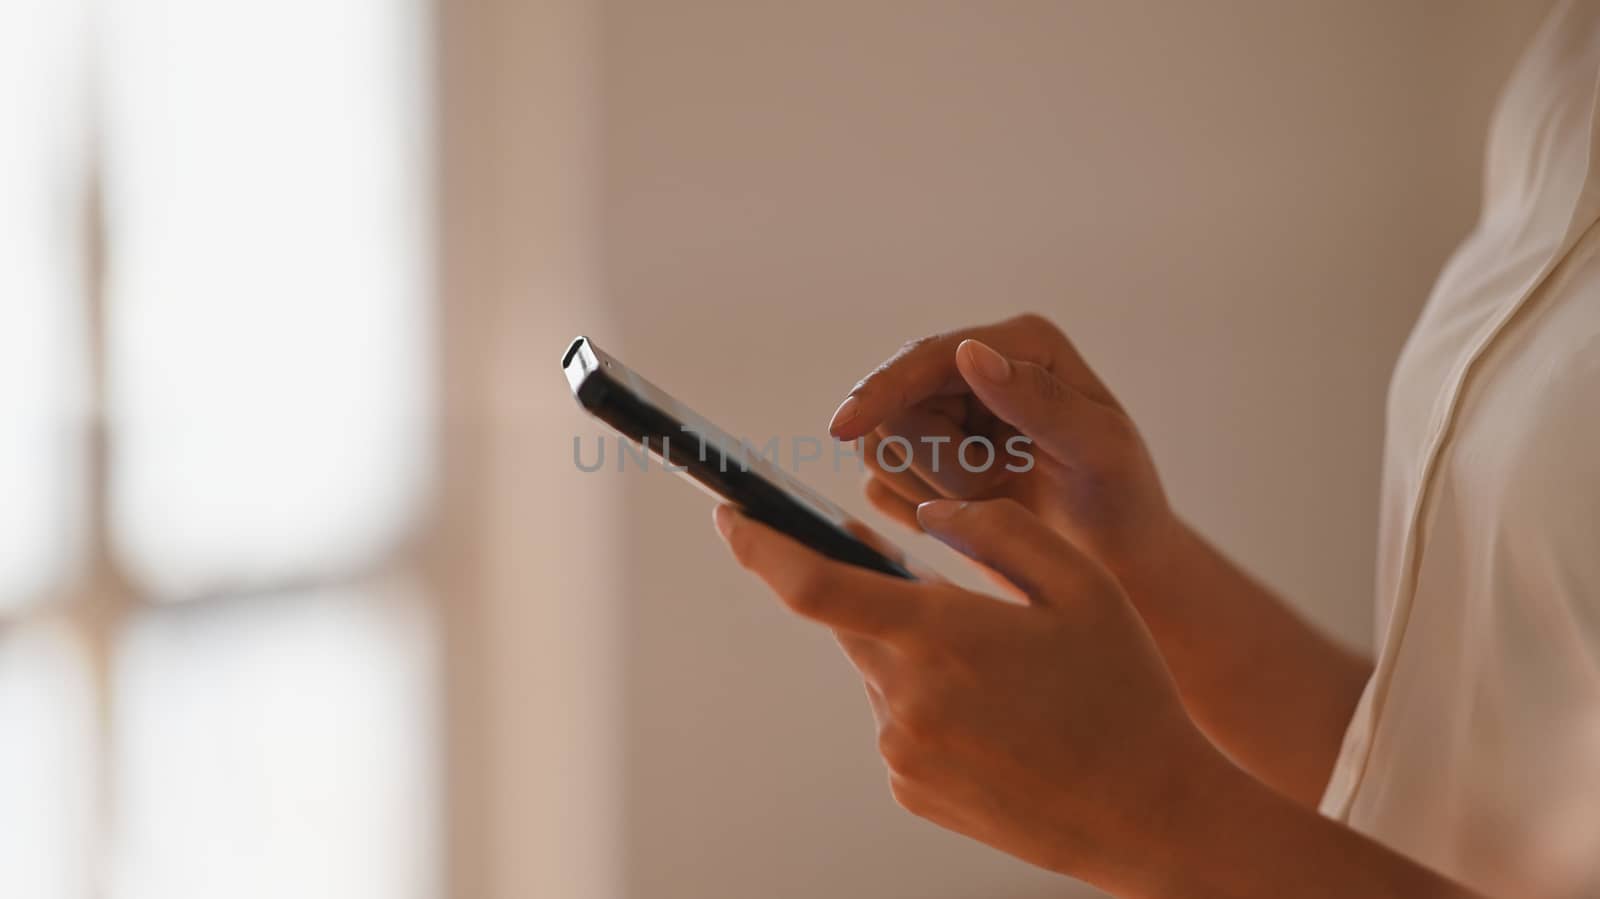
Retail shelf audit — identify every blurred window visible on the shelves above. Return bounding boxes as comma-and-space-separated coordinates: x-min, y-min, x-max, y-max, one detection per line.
0, 1, 439, 897
102, 0, 434, 599
0, 625, 95, 899
111, 585, 437, 899
0, 0, 90, 613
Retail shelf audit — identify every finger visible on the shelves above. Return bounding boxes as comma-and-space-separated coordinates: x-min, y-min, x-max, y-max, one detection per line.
879, 408, 999, 498
829, 314, 1067, 441
953, 339, 1128, 471
864, 482, 1024, 599
864, 475, 921, 530
864, 432, 941, 505
914, 498, 1107, 608
714, 504, 934, 638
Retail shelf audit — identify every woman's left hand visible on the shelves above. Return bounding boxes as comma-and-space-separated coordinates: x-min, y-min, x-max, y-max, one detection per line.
712, 498, 1226, 892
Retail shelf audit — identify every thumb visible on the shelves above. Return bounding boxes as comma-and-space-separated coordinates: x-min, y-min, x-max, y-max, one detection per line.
914, 498, 1105, 607
954, 338, 1127, 469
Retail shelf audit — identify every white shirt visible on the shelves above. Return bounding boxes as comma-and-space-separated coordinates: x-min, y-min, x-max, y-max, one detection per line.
1319, 2, 1600, 896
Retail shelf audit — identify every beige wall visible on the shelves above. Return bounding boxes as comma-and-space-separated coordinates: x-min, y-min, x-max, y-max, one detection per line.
445, 2, 1551, 898
439, 2, 620, 898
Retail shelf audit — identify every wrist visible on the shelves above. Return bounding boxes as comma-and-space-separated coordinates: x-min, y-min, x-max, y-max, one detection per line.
1107, 738, 1269, 899
1041, 714, 1235, 896
1106, 512, 1201, 614
1100, 741, 1479, 899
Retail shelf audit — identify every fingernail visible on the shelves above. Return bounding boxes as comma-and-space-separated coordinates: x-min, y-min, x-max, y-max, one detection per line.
915, 500, 966, 527
713, 504, 738, 540
829, 395, 861, 433
959, 339, 1011, 383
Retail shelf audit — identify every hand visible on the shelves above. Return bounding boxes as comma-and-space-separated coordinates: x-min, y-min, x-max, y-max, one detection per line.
712, 497, 1222, 892
829, 313, 1178, 586
829, 315, 1373, 808
715, 502, 1482, 899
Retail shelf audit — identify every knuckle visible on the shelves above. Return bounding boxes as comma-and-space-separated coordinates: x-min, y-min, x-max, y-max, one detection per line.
971, 496, 1028, 528
1102, 409, 1139, 444
876, 725, 923, 776
887, 773, 934, 819
889, 689, 947, 741
1026, 363, 1070, 405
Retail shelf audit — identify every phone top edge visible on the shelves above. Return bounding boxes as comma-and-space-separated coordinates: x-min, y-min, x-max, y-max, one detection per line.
563, 336, 601, 394
562, 336, 588, 369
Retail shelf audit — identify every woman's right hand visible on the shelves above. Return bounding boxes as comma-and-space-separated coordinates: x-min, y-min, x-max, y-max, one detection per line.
831, 313, 1371, 805
829, 313, 1182, 589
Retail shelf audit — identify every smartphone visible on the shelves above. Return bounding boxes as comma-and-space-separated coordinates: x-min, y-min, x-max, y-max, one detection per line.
563, 336, 913, 580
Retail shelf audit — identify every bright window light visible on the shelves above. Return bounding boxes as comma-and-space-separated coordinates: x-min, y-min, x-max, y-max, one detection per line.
110, 584, 439, 899
0, 624, 95, 899
100, 0, 434, 599
0, 0, 89, 611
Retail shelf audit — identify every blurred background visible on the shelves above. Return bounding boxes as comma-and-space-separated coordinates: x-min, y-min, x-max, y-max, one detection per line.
0, 1, 1552, 897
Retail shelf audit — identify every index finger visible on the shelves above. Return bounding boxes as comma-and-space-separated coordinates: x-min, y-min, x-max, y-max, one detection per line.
714, 504, 939, 640
827, 313, 1069, 441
